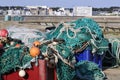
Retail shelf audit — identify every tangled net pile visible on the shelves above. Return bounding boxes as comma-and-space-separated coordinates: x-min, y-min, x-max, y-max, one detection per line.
0, 44, 32, 74
0, 27, 45, 75
0, 18, 110, 80
40, 18, 109, 80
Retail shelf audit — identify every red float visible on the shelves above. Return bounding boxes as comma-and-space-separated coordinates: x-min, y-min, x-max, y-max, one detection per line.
0, 29, 8, 37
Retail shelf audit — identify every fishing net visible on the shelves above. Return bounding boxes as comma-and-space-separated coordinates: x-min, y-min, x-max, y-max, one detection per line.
7, 27, 46, 47
56, 60, 75, 80
0, 42, 32, 74
0, 27, 46, 75
40, 18, 108, 80
108, 38, 120, 65
0, 18, 109, 80
74, 61, 105, 80
46, 18, 108, 54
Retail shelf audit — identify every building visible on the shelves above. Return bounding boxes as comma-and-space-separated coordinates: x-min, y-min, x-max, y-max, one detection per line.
73, 6, 92, 16
64, 8, 73, 16
38, 6, 48, 16
26, 6, 39, 15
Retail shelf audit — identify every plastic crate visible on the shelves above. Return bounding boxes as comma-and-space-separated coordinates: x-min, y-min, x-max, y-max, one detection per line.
75, 49, 102, 69
93, 54, 102, 69
75, 49, 93, 62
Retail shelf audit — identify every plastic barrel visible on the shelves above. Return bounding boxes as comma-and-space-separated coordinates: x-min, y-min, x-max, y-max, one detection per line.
75, 49, 93, 62
93, 54, 102, 69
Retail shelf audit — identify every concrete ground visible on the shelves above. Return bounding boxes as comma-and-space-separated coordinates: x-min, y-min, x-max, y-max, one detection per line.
104, 67, 120, 80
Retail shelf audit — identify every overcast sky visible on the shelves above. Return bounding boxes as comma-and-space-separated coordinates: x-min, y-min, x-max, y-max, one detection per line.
0, 0, 120, 8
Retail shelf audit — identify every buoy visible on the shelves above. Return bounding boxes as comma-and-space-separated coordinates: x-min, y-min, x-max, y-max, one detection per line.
44, 57, 49, 61
30, 47, 40, 57
33, 41, 41, 47
18, 69, 26, 77
0, 29, 8, 37
10, 41, 15, 46
15, 44, 21, 48
52, 42, 58, 45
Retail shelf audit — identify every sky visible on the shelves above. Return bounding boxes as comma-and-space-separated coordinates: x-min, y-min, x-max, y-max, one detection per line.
0, 0, 120, 8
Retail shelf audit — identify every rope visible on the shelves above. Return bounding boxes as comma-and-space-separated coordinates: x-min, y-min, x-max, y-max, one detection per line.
57, 23, 79, 39
74, 41, 89, 54
90, 39, 108, 50
47, 43, 74, 68
56, 23, 100, 41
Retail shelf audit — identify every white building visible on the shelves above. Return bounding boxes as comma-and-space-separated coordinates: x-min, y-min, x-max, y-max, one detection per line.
64, 8, 73, 16
7, 9, 14, 15
73, 6, 92, 16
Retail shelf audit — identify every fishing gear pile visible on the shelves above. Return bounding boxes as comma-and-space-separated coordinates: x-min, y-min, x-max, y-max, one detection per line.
40, 18, 109, 80
0, 18, 110, 80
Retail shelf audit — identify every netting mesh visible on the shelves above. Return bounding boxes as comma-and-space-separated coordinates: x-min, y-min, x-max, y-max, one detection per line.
74, 61, 105, 80
0, 27, 46, 75
108, 38, 120, 65
40, 18, 108, 80
46, 18, 108, 53
0, 18, 109, 80
7, 27, 46, 47
56, 60, 75, 80
0, 44, 32, 74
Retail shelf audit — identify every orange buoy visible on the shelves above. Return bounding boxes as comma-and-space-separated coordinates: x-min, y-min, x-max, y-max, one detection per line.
30, 47, 40, 57
33, 41, 41, 47
15, 44, 21, 48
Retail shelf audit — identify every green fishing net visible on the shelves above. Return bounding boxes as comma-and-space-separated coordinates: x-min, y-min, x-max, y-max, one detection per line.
0, 27, 46, 75
0, 18, 109, 80
56, 60, 75, 80
0, 44, 32, 74
46, 18, 108, 53
74, 61, 105, 80
40, 18, 108, 80
108, 38, 120, 65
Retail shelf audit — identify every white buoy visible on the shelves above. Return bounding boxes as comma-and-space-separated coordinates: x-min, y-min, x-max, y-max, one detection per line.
52, 42, 58, 45
44, 57, 49, 61
10, 41, 14, 46
18, 69, 26, 77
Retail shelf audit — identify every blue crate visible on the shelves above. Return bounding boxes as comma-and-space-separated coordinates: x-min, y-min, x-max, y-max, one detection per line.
75, 49, 93, 62
75, 48, 102, 69
93, 54, 102, 69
